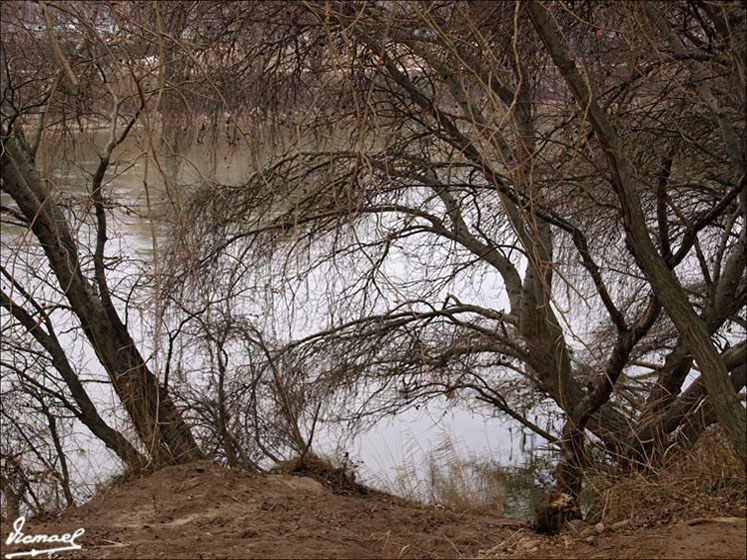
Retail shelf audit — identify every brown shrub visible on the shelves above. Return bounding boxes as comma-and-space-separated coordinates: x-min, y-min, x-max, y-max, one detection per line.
585, 426, 746, 526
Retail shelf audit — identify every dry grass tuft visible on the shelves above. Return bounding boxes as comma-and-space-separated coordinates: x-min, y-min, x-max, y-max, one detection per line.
585, 426, 746, 526
380, 436, 506, 516
426, 446, 506, 517
271, 452, 372, 496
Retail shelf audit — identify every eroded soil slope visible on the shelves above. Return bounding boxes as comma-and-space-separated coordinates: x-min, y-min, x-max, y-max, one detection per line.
1, 461, 744, 559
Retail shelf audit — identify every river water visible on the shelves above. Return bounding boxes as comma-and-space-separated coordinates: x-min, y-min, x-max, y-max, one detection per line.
3, 128, 549, 516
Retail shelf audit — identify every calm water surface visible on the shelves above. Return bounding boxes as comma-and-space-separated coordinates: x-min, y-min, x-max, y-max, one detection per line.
2, 128, 546, 515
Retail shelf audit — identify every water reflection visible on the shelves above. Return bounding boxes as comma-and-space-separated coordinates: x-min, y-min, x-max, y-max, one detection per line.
2, 127, 547, 513
11, 129, 253, 255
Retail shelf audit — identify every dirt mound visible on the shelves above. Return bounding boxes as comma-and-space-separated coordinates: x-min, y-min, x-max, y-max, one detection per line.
1, 461, 518, 559
1, 461, 744, 559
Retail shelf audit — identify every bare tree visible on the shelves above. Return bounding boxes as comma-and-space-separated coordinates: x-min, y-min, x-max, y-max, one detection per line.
3, 0, 743, 524
1, 1, 202, 470
526, 0, 745, 479
166, 0, 744, 516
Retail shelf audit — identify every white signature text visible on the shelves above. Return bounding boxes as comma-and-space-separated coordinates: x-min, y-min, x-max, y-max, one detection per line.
4, 516, 85, 558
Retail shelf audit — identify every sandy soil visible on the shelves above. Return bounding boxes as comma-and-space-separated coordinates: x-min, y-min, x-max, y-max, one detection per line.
1, 461, 744, 559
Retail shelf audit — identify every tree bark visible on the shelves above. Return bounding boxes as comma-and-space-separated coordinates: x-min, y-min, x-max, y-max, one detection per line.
634, 343, 747, 458
1, 288, 148, 472
1, 136, 203, 466
527, 0, 747, 465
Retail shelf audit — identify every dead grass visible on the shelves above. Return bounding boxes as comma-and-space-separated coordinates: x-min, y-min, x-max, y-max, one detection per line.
270, 452, 377, 496
365, 426, 743, 528
585, 426, 746, 526
374, 436, 507, 517
427, 451, 506, 516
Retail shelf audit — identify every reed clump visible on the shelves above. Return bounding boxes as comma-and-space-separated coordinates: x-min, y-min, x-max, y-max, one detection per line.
585, 426, 746, 526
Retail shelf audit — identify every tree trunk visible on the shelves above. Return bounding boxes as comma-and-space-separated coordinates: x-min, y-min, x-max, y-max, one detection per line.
1, 136, 203, 466
527, 0, 747, 465
555, 424, 586, 498
1, 287, 148, 472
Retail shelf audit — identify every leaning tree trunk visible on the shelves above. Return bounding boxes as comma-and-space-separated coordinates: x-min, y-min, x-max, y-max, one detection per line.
1, 136, 203, 466
527, 0, 747, 466
1, 283, 148, 472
